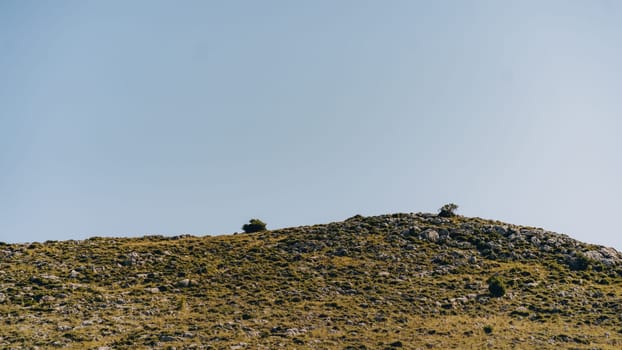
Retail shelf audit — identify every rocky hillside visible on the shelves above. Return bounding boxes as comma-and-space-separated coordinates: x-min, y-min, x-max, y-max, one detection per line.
2, 212, 622, 349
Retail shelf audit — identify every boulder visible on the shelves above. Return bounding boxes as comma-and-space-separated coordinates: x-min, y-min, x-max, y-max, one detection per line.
421, 230, 440, 242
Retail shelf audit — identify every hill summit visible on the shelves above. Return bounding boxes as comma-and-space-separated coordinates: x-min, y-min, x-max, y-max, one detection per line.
2, 212, 622, 349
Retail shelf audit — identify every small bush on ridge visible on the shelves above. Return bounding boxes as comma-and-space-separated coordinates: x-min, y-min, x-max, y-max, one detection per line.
242, 219, 267, 233
438, 203, 459, 217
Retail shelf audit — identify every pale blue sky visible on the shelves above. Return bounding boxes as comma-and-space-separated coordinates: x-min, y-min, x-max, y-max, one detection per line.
1, 1, 621, 248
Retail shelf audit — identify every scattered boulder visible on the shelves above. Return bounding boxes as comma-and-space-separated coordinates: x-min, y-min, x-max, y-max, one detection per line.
584, 247, 622, 266
159, 334, 176, 342
421, 229, 440, 242
285, 328, 307, 336
39, 295, 56, 303
177, 279, 197, 288
122, 252, 141, 266
400, 226, 420, 237
331, 247, 349, 256
177, 279, 191, 288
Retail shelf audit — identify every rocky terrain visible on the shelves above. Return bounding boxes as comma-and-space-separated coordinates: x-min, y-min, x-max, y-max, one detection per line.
2, 212, 622, 349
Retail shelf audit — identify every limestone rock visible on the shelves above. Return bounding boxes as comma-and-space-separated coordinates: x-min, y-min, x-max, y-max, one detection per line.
421, 229, 440, 242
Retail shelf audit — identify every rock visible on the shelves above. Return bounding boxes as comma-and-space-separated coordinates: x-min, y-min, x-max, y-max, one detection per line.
41, 274, 59, 280
332, 247, 349, 256
399, 229, 409, 236
159, 334, 176, 342
584, 247, 622, 266
0, 292, 5, 303
0, 249, 13, 257
437, 228, 450, 239
40, 295, 55, 303
146, 287, 160, 293
421, 230, 440, 242
400, 226, 420, 237
177, 279, 191, 287
285, 328, 307, 336
493, 225, 508, 235
601, 246, 622, 259
455, 296, 469, 303
511, 306, 530, 317
69, 270, 80, 278
177, 279, 196, 288
508, 233, 521, 241
271, 326, 285, 334
123, 252, 141, 266
465, 283, 479, 291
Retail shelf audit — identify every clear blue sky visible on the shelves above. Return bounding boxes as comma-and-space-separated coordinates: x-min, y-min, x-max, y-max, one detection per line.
2, 1, 621, 248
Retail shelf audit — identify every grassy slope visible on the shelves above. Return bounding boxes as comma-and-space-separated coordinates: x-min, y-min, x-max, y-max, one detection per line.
1, 213, 622, 349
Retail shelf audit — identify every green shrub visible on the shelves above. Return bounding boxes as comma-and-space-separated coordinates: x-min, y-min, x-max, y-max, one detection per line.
487, 275, 506, 297
242, 219, 267, 233
569, 253, 590, 271
483, 325, 493, 334
438, 203, 458, 218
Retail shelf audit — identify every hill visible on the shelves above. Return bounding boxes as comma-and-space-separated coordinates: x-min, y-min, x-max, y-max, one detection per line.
2, 212, 622, 349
